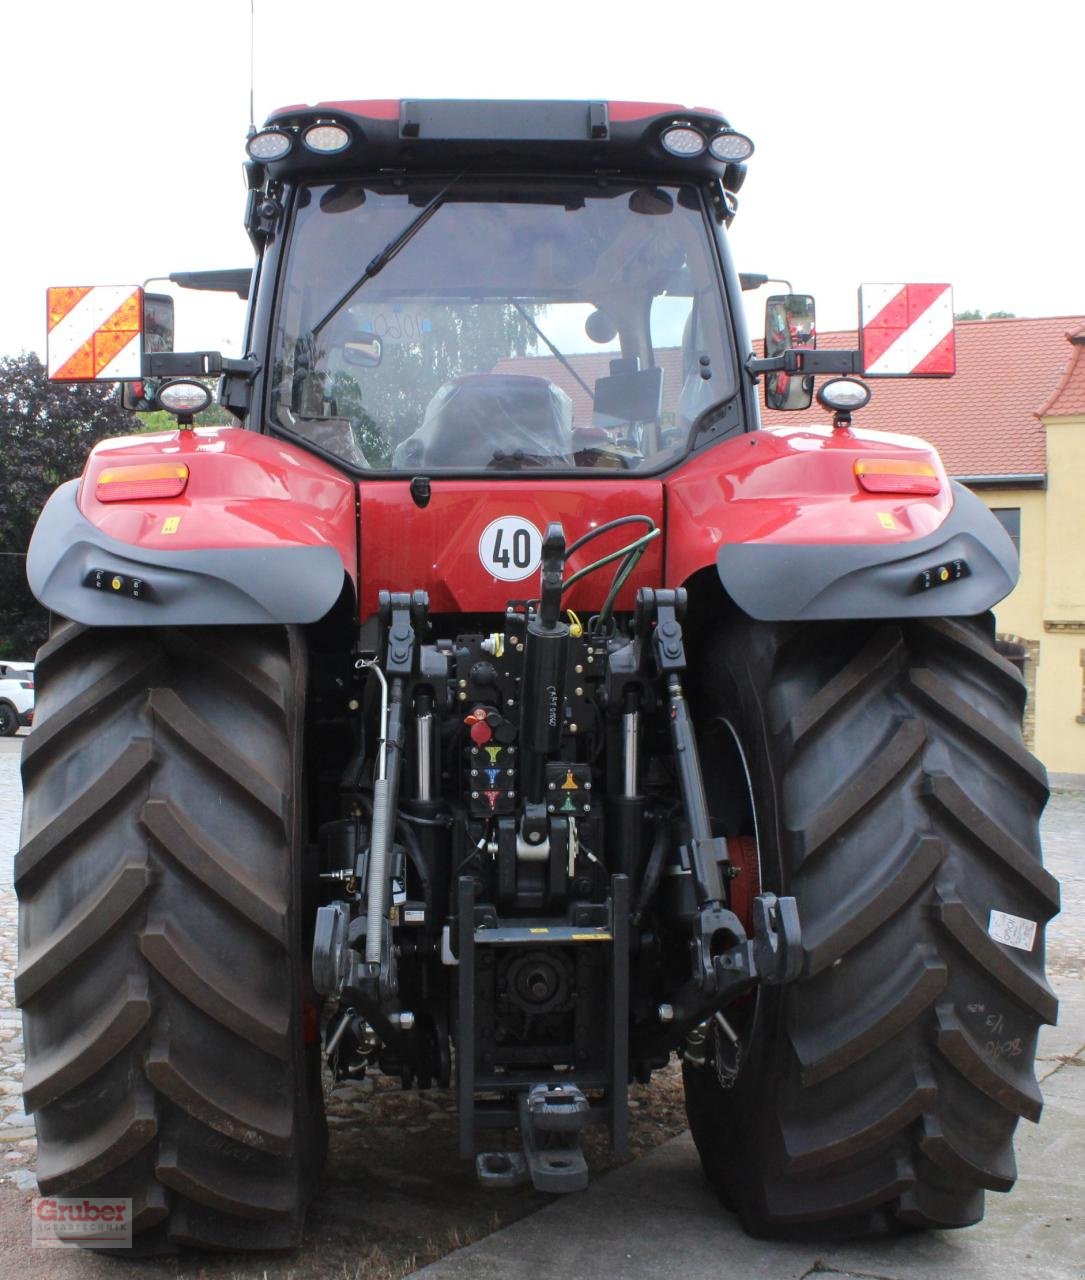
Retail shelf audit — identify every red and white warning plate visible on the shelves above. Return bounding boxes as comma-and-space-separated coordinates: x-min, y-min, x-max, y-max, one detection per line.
46, 285, 143, 382
860, 283, 955, 378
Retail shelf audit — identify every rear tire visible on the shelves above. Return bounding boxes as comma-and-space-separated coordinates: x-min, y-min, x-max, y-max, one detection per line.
16, 623, 325, 1252
682, 611, 1058, 1238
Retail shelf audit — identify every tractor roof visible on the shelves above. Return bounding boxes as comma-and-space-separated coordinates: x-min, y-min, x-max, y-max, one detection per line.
253, 99, 751, 183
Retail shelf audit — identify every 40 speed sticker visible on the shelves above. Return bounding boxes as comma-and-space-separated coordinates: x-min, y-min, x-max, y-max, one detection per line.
478, 516, 543, 582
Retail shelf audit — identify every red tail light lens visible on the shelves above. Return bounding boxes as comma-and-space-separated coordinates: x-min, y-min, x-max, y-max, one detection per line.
854, 458, 940, 496
96, 463, 189, 503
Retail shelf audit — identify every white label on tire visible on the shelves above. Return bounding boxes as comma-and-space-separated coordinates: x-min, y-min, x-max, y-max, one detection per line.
988, 909, 1037, 952
478, 517, 542, 582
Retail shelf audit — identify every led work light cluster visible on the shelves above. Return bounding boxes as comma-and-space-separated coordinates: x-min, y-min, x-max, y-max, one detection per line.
246, 121, 351, 161
660, 123, 754, 162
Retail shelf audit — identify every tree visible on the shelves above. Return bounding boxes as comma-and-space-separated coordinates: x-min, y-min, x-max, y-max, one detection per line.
0, 353, 139, 656
955, 309, 1017, 321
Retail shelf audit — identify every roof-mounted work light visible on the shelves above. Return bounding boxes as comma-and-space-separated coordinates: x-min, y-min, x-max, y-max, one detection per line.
303, 123, 351, 153
660, 125, 706, 157
246, 129, 293, 161
709, 131, 754, 162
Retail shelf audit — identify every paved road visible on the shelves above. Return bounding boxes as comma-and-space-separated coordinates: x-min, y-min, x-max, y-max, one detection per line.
416, 774, 1085, 1280
0, 730, 1080, 1276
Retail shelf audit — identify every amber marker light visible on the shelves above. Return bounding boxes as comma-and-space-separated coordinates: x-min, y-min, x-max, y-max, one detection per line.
854, 458, 940, 496
96, 463, 190, 503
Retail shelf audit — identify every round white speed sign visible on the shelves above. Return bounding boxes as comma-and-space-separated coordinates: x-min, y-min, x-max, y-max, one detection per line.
478, 516, 543, 582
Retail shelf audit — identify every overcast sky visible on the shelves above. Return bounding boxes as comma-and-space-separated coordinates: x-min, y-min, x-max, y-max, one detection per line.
2, 0, 1080, 359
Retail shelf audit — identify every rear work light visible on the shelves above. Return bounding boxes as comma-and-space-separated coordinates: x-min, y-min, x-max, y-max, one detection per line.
661, 125, 706, 156
246, 129, 293, 161
96, 463, 190, 503
303, 122, 351, 153
709, 131, 754, 162
854, 458, 940, 496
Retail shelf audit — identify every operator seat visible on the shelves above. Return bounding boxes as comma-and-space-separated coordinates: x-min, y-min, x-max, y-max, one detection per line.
393, 373, 575, 469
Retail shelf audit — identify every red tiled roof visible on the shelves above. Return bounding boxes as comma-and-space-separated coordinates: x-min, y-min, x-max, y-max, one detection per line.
1037, 329, 1085, 417
765, 317, 1085, 478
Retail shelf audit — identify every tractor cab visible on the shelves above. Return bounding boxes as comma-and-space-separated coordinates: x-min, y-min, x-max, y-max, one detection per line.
239, 100, 757, 477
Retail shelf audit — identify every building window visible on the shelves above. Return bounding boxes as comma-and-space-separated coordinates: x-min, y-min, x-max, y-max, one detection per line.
992, 507, 1021, 552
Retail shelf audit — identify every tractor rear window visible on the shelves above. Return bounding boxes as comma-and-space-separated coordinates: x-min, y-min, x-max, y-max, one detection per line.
269, 178, 734, 473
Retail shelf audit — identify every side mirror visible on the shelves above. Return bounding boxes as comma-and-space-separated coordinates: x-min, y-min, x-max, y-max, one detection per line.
121, 292, 176, 411
341, 333, 383, 369
764, 293, 816, 411
143, 293, 175, 354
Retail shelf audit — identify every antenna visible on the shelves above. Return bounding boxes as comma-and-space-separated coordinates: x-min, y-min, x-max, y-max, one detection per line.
247, 0, 256, 137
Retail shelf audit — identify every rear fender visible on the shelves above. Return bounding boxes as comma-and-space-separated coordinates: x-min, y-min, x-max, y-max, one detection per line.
664, 427, 1018, 620
28, 426, 357, 626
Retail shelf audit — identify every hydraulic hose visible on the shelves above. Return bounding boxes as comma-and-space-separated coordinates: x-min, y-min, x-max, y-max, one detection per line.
632, 815, 670, 925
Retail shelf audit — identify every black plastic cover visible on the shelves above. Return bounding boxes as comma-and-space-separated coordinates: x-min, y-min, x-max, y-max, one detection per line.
716, 483, 1018, 621
400, 100, 607, 142
28, 480, 347, 627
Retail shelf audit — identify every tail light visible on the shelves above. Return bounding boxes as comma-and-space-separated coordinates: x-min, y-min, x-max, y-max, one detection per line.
96, 463, 189, 503
854, 458, 940, 496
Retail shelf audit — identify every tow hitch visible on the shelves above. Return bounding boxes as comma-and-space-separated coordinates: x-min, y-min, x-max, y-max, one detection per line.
477, 1083, 591, 1193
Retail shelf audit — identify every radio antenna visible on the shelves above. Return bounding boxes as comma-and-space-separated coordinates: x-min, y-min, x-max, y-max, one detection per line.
247, 0, 256, 137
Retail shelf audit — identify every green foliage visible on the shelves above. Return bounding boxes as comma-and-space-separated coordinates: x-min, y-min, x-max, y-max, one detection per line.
955, 309, 1017, 321
136, 404, 234, 434
0, 353, 139, 656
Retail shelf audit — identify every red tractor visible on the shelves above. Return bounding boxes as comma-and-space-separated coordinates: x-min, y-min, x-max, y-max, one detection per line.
20, 100, 1056, 1252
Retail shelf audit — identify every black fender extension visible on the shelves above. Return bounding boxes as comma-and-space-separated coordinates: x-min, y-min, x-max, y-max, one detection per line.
27, 480, 349, 627
716, 482, 1018, 621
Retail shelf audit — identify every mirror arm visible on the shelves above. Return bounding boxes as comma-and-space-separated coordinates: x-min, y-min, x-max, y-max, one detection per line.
142, 352, 260, 421
747, 349, 864, 378
144, 352, 260, 379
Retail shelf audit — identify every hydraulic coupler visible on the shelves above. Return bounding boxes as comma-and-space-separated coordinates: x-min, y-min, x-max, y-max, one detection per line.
518, 524, 569, 805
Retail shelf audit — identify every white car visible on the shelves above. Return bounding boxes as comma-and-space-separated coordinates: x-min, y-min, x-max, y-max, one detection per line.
0, 662, 34, 736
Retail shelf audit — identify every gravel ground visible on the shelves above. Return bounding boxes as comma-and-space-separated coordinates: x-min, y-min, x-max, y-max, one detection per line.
1043, 774, 1084, 981
0, 749, 30, 1191
0, 733, 1079, 1274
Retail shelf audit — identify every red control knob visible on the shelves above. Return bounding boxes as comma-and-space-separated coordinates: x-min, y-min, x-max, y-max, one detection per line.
470, 719, 493, 746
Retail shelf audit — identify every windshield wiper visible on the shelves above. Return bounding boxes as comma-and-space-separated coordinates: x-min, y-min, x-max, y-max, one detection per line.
310, 170, 468, 339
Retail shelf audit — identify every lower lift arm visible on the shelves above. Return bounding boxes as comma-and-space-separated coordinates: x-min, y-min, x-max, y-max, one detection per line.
636, 589, 802, 1052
